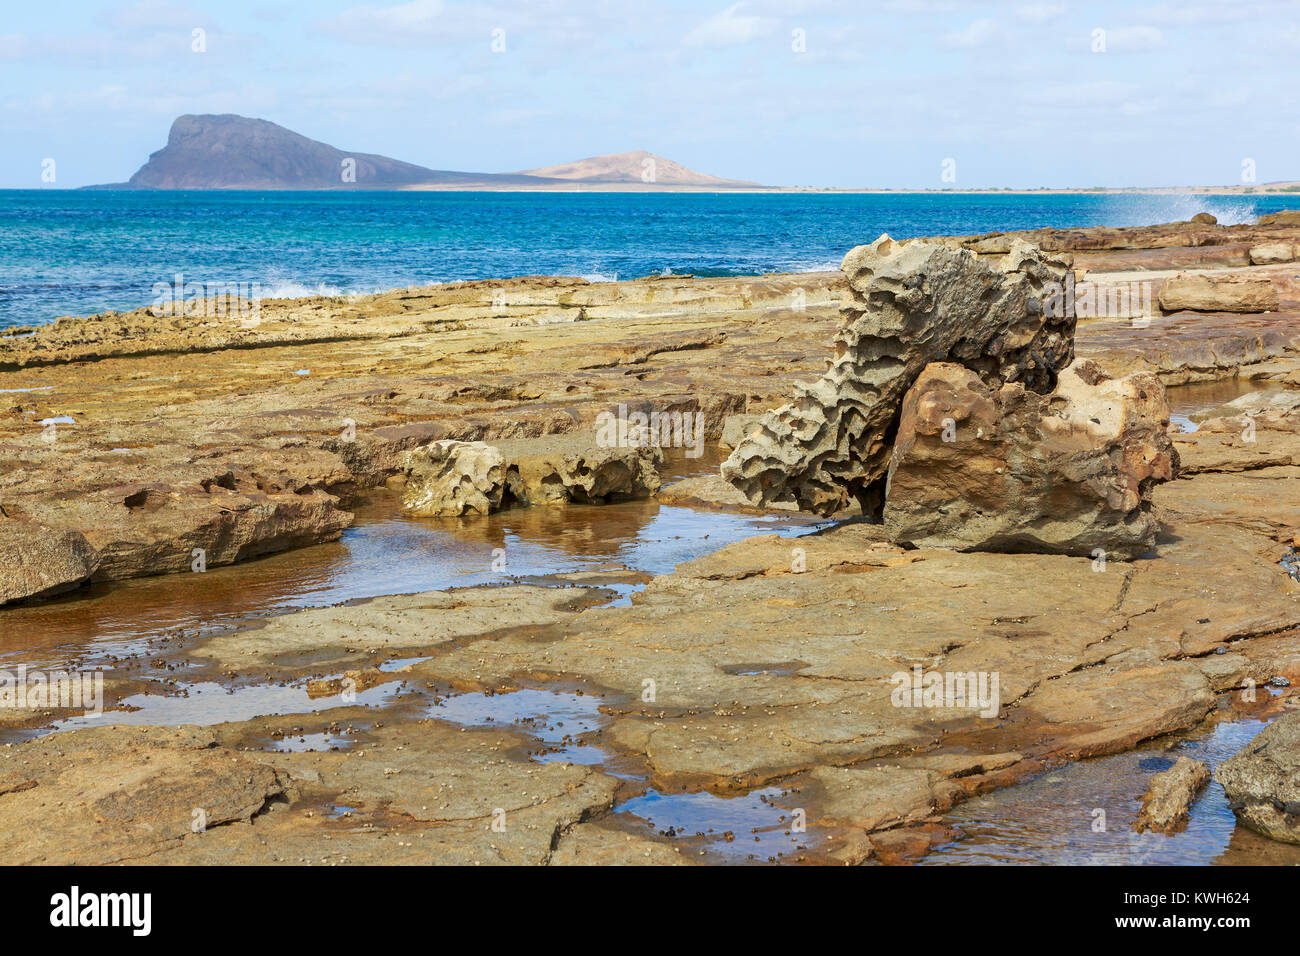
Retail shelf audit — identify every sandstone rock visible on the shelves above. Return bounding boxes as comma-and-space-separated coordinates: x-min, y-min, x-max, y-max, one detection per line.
1191, 212, 1218, 225
1214, 712, 1300, 845
0, 725, 286, 865
401, 440, 505, 516
721, 235, 1075, 515
656, 474, 800, 514
1257, 209, 1300, 227
401, 434, 662, 515
1134, 755, 1209, 833
0, 519, 100, 604
720, 413, 764, 450
1249, 241, 1297, 265
809, 765, 960, 832
495, 434, 662, 505
882, 359, 1178, 558
1158, 272, 1279, 313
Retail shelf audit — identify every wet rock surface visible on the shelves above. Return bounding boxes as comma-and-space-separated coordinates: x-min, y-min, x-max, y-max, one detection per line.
1215, 712, 1300, 845
1134, 756, 1210, 834
3, 213, 1300, 865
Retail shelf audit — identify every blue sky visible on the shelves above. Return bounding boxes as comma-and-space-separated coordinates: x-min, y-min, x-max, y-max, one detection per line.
3, 0, 1297, 189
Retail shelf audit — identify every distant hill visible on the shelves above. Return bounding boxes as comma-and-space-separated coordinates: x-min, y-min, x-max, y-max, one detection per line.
519, 150, 759, 187
90, 115, 765, 191
107, 114, 560, 190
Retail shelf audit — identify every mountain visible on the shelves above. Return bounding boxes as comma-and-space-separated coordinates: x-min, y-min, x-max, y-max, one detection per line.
115, 114, 560, 190
519, 150, 759, 187
92, 115, 765, 190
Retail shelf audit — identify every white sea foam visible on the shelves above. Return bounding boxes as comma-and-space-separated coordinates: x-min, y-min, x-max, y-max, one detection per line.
256, 279, 437, 301
792, 259, 843, 273
1103, 194, 1258, 228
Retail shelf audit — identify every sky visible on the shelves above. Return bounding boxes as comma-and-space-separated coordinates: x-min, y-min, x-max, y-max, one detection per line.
2, 0, 1297, 189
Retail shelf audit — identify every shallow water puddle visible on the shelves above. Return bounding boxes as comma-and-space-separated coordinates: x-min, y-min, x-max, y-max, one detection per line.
1165, 379, 1287, 433
615, 787, 809, 863
923, 708, 1300, 865
270, 730, 352, 753
428, 687, 611, 767
55, 678, 406, 731
0, 456, 824, 663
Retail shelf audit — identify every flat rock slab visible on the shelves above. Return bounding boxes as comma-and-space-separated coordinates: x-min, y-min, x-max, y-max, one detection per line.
0, 725, 285, 864
1159, 272, 1280, 313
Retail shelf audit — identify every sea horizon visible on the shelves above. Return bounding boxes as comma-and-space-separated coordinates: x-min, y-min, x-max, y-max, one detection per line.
4, 188, 1296, 330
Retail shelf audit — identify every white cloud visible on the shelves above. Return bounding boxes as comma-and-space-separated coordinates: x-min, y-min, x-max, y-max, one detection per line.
1016, 2, 1066, 23
1105, 26, 1165, 52
944, 18, 996, 48
1138, 1, 1294, 25
684, 3, 777, 47
99, 0, 212, 33
1026, 80, 1139, 108
321, 0, 447, 45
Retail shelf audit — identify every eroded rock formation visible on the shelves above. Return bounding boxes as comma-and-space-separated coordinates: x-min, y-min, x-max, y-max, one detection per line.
882, 359, 1178, 558
495, 435, 662, 506
721, 234, 1075, 515
400, 435, 661, 516
1215, 712, 1300, 845
401, 440, 506, 517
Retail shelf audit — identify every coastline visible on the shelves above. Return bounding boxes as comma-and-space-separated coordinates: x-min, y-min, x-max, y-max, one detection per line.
2, 212, 1300, 865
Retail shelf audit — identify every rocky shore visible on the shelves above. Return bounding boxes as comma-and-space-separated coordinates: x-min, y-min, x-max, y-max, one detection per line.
2, 213, 1300, 864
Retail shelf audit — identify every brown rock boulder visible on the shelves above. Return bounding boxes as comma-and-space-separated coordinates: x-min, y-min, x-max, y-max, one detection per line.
1257, 209, 1300, 227
1214, 712, 1300, 845
401, 440, 506, 517
0, 519, 100, 604
1158, 272, 1279, 313
1249, 241, 1297, 265
882, 359, 1178, 558
495, 434, 662, 505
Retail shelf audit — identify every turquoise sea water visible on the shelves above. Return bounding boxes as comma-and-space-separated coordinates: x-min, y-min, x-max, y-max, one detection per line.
1, 189, 1295, 330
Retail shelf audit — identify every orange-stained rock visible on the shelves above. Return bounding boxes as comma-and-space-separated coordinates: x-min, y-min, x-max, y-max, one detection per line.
883, 359, 1177, 558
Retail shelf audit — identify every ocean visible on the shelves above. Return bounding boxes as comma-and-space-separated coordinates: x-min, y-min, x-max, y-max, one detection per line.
1, 189, 1295, 330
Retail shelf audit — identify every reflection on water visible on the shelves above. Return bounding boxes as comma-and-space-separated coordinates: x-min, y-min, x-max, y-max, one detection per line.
615, 787, 808, 863
429, 688, 605, 744
1165, 378, 1284, 433
54, 678, 406, 731
0, 447, 825, 667
923, 709, 1300, 866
